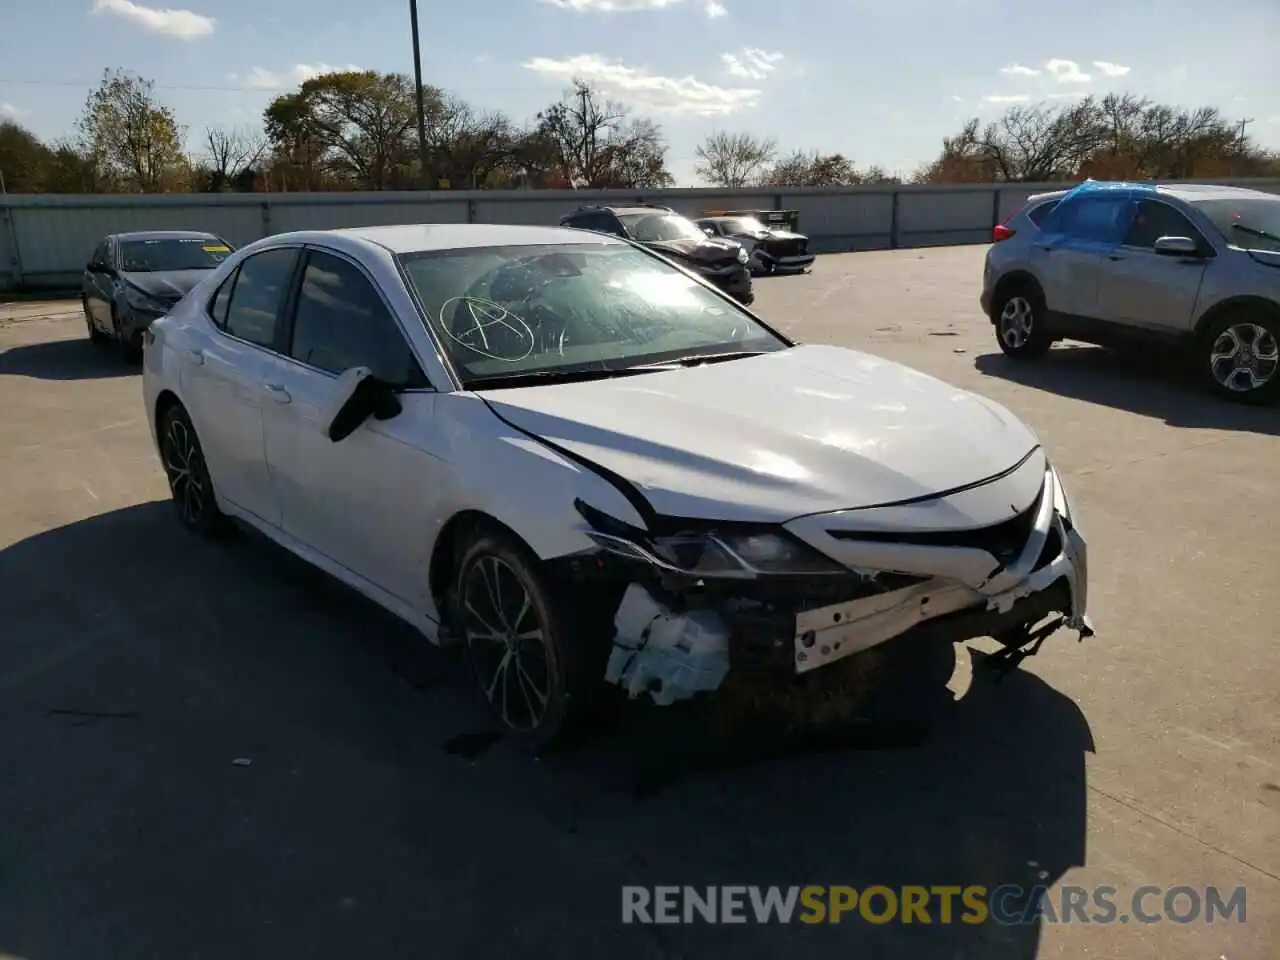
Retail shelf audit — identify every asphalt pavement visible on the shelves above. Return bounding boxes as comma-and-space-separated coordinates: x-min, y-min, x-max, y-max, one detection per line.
1, 247, 1277, 959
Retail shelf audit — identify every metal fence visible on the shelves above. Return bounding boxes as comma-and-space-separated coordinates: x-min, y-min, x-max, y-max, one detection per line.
4, 178, 1279, 291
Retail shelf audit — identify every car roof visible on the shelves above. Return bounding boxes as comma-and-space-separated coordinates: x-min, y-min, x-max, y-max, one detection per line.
1156, 183, 1280, 204
112, 230, 222, 241
279, 223, 626, 254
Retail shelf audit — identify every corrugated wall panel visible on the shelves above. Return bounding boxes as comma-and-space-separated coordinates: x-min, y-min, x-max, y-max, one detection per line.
4, 179, 1279, 291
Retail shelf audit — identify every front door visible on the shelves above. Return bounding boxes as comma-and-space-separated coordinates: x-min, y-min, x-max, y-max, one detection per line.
1096, 198, 1210, 337
259, 247, 443, 608
180, 246, 300, 527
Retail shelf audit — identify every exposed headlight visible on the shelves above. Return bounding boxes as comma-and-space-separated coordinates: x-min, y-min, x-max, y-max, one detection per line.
736, 246, 749, 264
124, 285, 165, 312
575, 500, 845, 578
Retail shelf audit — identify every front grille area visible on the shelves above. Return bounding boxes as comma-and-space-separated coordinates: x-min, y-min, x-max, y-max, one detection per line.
827, 499, 1040, 566
765, 238, 807, 257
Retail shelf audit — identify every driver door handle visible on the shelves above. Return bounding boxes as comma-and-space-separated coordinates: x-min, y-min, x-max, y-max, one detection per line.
264, 382, 291, 404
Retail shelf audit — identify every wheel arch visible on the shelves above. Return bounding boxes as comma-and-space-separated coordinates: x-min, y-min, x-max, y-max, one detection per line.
990, 271, 1044, 324
1192, 295, 1280, 343
428, 509, 536, 615
153, 388, 183, 437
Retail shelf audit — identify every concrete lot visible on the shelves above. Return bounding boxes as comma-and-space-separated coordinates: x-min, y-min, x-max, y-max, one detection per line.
1, 246, 1277, 960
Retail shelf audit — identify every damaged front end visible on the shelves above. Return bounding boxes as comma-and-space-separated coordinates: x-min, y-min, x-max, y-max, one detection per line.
555, 458, 1093, 713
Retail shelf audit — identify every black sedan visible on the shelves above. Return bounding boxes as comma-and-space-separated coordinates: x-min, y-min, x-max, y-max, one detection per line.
82, 230, 235, 355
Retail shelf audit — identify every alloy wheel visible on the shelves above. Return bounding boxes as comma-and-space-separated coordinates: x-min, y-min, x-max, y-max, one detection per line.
461, 555, 553, 732
1209, 322, 1278, 394
161, 414, 209, 527
999, 296, 1035, 349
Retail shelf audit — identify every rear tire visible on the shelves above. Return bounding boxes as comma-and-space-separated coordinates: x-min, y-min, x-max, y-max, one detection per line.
1199, 308, 1280, 405
993, 284, 1053, 360
158, 402, 227, 538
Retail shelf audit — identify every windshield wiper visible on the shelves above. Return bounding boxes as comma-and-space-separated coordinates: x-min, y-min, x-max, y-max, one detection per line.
634, 350, 768, 369
1230, 223, 1280, 244
462, 367, 663, 390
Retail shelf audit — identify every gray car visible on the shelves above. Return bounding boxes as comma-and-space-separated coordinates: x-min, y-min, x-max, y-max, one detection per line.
82, 230, 235, 356
980, 181, 1280, 403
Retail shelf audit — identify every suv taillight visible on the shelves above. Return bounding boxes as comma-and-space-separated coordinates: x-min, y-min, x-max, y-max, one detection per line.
993, 223, 1017, 242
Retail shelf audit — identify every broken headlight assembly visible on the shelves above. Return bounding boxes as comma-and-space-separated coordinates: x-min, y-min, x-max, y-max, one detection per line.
574, 499, 846, 579
1048, 463, 1074, 528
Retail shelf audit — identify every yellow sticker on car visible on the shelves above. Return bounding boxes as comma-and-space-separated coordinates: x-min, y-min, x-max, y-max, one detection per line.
203, 244, 230, 253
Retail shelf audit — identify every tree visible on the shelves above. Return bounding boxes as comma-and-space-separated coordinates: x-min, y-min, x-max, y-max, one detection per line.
536, 80, 673, 188
0, 120, 55, 192
75, 68, 186, 192
761, 151, 864, 187
915, 94, 1280, 184
198, 125, 266, 192
264, 71, 419, 190
694, 130, 776, 187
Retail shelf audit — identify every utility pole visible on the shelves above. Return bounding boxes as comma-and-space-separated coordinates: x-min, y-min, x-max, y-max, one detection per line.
409, 0, 430, 189
1236, 117, 1254, 149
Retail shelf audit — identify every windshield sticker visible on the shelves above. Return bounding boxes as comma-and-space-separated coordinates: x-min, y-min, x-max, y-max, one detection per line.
439, 297, 535, 362
202, 244, 231, 253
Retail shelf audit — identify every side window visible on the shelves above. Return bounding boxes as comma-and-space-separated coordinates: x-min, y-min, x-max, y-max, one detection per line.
224, 248, 298, 348
599, 214, 627, 237
89, 241, 106, 266
1027, 201, 1060, 226
208, 270, 236, 329
1052, 197, 1131, 244
288, 250, 427, 386
1123, 200, 1208, 250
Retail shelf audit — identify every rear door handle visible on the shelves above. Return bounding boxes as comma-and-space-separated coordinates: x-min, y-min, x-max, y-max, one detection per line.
1108, 254, 1126, 261
264, 382, 291, 403
184, 348, 204, 365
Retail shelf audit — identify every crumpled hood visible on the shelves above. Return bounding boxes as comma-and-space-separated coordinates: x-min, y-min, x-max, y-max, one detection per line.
644, 237, 741, 266
121, 269, 211, 301
481, 344, 1040, 524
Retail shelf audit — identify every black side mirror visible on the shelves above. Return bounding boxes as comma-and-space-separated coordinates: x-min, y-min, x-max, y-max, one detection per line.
320, 366, 404, 443
87, 261, 114, 275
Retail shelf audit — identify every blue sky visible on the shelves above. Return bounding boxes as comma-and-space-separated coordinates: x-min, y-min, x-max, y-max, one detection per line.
1, 0, 1278, 185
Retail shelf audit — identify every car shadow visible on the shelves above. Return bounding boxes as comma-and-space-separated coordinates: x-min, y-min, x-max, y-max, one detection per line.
0, 502, 1093, 959
974, 345, 1280, 436
0, 336, 139, 380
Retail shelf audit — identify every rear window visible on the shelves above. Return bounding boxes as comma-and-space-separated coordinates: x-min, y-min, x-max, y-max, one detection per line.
1026, 200, 1060, 226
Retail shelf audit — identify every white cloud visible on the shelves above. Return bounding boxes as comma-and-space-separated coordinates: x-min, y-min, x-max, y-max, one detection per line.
983, 94, 1030, 103
1047, 91, 1087, 100
1092, 60, 1131, 78
539, 0, 683, 9
0, 102, 26, 119
721, 47, 784, 81
244, 63, 363, 89
705, 0, 727, 15
91, 0, 214, 39
951, 95, 964, 103
1000, 63, 1040, 77
1045, 58, 1091, 83
523, 54, 760, 116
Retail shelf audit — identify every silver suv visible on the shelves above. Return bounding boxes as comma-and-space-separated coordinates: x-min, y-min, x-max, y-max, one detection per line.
981, 181, 1280, 404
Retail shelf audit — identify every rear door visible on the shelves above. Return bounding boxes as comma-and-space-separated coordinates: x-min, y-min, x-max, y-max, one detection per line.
1030, 193, 1134, 320
1096, 198, 1211, 337
180, 246, 300, 527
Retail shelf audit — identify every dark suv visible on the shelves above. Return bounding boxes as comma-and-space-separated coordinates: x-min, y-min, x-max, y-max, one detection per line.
558, 203, 755, 305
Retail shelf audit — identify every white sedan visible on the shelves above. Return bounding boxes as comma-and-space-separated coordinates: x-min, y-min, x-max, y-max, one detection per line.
142, 223, 1093, 747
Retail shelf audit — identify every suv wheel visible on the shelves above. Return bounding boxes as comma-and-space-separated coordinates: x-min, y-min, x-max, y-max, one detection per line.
993, 285, 1053, 359
1200, 309, 1280, 404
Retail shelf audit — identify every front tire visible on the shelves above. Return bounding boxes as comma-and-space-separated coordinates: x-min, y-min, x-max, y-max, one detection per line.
993, 285, 1053, 360
1200, 309, 1280, 405
158, 403, 226, 537
455, 528, 604, 750
83, 298, 108, 345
